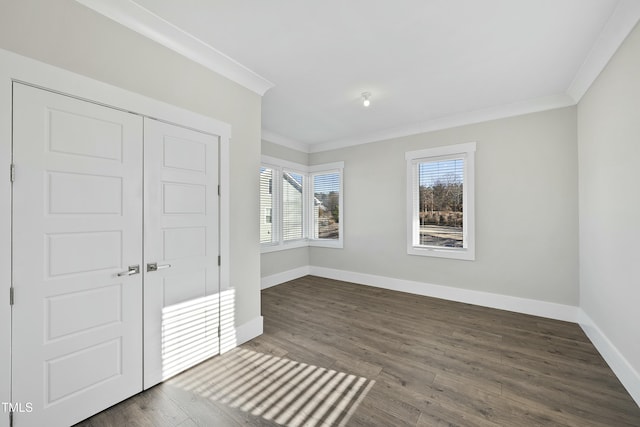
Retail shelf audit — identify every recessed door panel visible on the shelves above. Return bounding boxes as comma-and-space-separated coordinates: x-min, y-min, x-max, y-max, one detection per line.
163, 182, 206, 214
12, 83, 143, 427
48, 172, 122, 214
46, 338, 122, 404
46, 284, 122, 341
48, 108, 123, 161
163, 227, 207, 260
163, 270, 206, 306
47, 231, 122, 277
163, 136, 206, 172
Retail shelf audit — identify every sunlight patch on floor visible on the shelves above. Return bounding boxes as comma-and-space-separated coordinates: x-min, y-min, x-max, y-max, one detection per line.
170, 348, 375, 426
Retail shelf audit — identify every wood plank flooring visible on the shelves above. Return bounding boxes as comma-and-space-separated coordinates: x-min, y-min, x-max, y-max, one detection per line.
76, 275, 640, 426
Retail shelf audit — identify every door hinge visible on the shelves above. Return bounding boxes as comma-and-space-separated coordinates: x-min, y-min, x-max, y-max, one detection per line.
217, 255, 221, 266
218, 185, 220, 196
9, 287, 14, 306
10, 163, 15, 182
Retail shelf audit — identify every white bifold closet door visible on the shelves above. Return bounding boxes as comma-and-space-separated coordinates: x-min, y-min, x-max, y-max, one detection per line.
11, 83, 220, 427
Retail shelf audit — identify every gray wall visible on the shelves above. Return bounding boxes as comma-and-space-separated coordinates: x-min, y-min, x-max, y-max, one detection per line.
310, 108, 579, 305
261, 247, 310, 278
260, 140, 310, 278
0, 0, 262, 327
578, 22, 640, 379
262, 140, 309, 165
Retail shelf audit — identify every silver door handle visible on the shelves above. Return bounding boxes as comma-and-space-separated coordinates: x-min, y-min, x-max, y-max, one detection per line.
147, 262, 172, 272
117, 265, 140, 276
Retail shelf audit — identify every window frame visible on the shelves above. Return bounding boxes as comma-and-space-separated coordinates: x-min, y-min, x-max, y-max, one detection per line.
405, 142, 476, 261
261, 156, 344, 253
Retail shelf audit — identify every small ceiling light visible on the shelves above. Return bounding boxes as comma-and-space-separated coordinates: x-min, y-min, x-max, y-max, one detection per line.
361, 92, 371, 107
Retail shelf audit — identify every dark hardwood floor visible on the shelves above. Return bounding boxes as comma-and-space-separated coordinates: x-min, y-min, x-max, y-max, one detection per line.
77, 275, 640, 426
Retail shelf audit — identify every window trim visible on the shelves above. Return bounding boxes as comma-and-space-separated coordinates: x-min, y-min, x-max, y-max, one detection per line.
261, 156, 344, 252
405, 142, 476, 261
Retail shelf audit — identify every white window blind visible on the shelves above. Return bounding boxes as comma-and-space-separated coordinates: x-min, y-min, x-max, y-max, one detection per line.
417, 158, 464, 248
282, 171, 304, 241
312, 172, 340, 240
259, 167, 274, 244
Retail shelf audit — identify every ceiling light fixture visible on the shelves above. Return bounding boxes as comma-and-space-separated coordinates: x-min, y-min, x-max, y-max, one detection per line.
361, 92, 371, 107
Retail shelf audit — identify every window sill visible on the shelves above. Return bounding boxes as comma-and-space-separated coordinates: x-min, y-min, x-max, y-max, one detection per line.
407, 245, 475, 261
261, 238, 343, 253
309, 239, 343, 249
261, 239, 308, 253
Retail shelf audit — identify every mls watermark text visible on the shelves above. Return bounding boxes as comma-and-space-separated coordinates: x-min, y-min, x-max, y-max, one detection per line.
1, 402, 33, 413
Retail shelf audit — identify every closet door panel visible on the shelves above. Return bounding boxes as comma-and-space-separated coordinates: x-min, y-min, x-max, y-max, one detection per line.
11, 83, 143, 427
143, 118, 220, 388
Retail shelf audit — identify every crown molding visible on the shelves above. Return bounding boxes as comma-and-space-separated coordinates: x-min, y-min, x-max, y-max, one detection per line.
567, 0, 640, 102
261, 129, 311, 153
74, 0, 274, 96
308, 93, 575, 153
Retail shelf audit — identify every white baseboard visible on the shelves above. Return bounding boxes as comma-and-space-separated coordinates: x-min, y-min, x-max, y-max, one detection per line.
261, 266, 311, 289
235, 315, 264, 345
308, 266, 580, 323
262, 265, 579, 322
221, 315, 264, 354
579, 310, 640, 406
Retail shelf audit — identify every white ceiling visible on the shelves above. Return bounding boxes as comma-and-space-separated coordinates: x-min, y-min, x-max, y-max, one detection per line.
79, 0, 640, 152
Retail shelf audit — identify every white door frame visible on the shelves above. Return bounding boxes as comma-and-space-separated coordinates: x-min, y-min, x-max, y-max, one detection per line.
0, 48, 231, 427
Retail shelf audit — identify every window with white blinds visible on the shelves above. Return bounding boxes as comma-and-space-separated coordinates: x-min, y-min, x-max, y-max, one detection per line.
312, 172, 341, 240
417, 158, 464, 247
260, 157, 344, 252
406, 142, 476, 260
